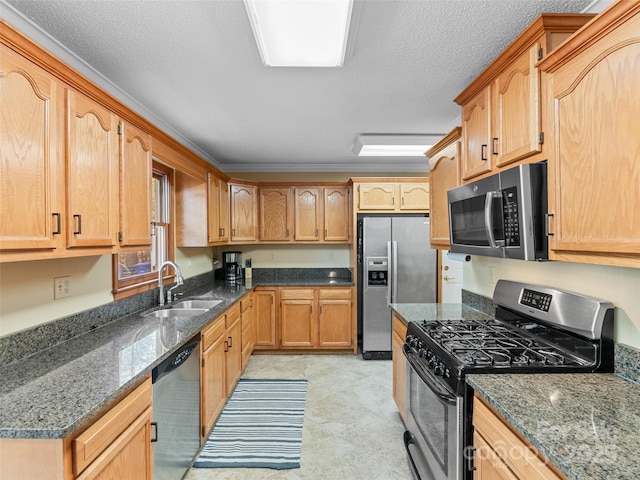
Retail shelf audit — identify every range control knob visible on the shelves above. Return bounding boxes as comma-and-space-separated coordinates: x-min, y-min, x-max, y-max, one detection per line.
417, 348, 427, 358
434, 362, 445, 376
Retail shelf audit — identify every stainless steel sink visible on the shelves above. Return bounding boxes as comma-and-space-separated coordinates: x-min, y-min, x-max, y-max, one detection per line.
143, 308, 207, 319
171, 300, 223, 310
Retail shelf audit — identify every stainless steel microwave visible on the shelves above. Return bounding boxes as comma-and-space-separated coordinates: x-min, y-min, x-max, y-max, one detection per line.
447, 161, 548, 261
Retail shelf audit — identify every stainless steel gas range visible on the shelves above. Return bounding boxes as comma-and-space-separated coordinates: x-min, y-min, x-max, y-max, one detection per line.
402, 279, 614, 480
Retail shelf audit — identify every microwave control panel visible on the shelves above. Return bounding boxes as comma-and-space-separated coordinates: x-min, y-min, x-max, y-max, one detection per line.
502, 186, 520, 246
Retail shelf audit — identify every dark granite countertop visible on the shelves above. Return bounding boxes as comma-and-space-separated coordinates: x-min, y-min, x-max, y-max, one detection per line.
389, 302, 493, 324
0, 272, 352, 440
468, 373, 640, 480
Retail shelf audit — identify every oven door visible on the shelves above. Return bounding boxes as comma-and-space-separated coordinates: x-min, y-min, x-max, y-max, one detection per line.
404, 346, 464, 480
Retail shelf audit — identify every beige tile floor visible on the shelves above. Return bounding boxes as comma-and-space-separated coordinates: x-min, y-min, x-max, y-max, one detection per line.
185, 354, 413, 480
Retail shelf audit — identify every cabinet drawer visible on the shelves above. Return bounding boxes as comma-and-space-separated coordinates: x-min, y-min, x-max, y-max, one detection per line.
240, 296, 252, 312
73, 378, 151, 476
202, 316, 225, 350
281, 288, 314, 300
473, 395, 566, 480
225, 303, 241, 328
318, 288, 351, 300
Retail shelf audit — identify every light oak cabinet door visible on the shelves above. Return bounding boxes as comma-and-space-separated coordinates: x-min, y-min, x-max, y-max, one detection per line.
426, 128, 461, 249
217, 177, 230, 242
254, 289, 277, 349
241, 294, 255, 368
323, 186, 350, 242
230, 183, 258, 243
280, 289, 316, 348
119, 122, 151, 247
73, 380, 152, 480
399, 183, 429, 211
176, 170, 208, 247
225, 309, 242, 395
66, 90, 118, 248
317, 288, 352, 348
259, 187, 293, 241
474, 431, 519, 480
461, 87, 492, 180
542, 5, 640, 267
493, 44, 542, 168
357, 184, 397, 210
201, 317, 226, 439
392, 315, 408, 422
294, 187, 322, 241
0, 47, 63, 251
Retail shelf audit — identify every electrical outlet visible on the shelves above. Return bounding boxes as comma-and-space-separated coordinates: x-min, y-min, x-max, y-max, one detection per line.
54, 276, 71, 299
488, 265, 495, 284
329, 252, 335, 261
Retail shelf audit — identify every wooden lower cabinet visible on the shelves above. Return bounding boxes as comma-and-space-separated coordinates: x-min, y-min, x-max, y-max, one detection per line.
392, 315, 408, 422
0, 378, 153, 480
254, 288, 278, 350
225, 303, 242, 395
473, 394, 566, 480
240, 293, 255, 368
279, 287, 353, 350
201, 316, 226, 440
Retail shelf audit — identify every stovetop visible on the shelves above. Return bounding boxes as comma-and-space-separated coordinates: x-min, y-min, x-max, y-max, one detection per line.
403, 280, 615, 395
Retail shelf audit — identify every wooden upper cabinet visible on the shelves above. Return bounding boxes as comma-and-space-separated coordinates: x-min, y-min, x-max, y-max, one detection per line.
455, 14, 594, 182
207, 173, 220, 244
493, 43, 542, 168
539, 2, 640, 268
175, 170, 208, 247
461, 87, 492, 180
66, 89, 118, 248
119, 122, 152, 247
399, 183, 429, 211
357, 183, 396, 210
294, 187, 322, 241
230, 183, 258, 243
259, 187, 293, 241
323, 186, 350, 242
217, 178, 230, 242
426, 128, 461, 249
0, 46, 63, 251
353, 179, 429, 212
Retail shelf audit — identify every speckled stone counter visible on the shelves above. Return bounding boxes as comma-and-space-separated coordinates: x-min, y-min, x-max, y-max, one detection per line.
0, 269, 353, 440
467, 373, 640, 480
389, 302, 493, 324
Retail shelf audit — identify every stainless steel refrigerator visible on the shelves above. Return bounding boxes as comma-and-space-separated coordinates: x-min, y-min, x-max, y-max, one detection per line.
357, 215, 437, 359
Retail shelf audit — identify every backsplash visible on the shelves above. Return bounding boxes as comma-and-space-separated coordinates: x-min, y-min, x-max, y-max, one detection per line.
0, 271, 215, 366
252, 268, 352, 283
462, 289, 496, 316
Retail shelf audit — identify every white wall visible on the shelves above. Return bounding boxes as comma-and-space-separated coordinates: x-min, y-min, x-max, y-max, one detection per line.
463, 257, 640, 349
0, 248, 213, 337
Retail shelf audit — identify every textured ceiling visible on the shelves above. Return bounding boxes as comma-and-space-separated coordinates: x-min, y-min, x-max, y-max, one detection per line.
3, 0, 597, 172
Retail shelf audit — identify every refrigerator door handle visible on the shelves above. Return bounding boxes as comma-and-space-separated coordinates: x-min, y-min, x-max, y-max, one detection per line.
392, 241, 398, 303
387, 241, 392, 305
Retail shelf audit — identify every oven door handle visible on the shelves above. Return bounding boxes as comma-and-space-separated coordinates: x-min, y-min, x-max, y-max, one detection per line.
404, 345, 457, 406
403, 431, 423, 480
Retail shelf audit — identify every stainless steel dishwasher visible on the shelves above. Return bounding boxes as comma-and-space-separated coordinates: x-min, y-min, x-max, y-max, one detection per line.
152, 335, 200, 480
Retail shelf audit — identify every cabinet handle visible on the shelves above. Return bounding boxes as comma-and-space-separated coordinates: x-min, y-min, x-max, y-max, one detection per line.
315, 229, 318, 237
228, 335, 233, 348
232, 228, 236, 237
286, 229, 290, 237
402, 197, 405, 205
545, 213, 555, 236
481, 144, 488, 161
73, 214, 82, 235
151, 422, 158, 442
224, 340, 229, 352
324, 229, 328, 237
52, 213, 61, 235
492, 138, 498, 155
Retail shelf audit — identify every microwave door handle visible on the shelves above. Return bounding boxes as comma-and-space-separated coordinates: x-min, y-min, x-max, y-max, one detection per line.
484, 191, 502, 248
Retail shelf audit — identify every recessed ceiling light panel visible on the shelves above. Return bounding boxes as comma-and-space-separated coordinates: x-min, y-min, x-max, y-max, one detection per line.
353, 134, 443, 157
244, 0, 353, 67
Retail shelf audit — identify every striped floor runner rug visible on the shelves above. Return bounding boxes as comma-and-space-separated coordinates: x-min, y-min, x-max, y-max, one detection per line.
193, 378, 308, 470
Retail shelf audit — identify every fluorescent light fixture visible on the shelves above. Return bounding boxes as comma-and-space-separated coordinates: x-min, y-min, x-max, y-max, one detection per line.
353, 135, 443, 157
244, 0, 353, 67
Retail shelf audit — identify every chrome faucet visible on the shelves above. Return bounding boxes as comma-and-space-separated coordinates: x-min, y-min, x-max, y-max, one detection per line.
158, 261, 184, 306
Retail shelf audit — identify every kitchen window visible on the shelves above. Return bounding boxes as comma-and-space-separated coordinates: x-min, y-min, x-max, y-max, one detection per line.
112, 161, 174, 298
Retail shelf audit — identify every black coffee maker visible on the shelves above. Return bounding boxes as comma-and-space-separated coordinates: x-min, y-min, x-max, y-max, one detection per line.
223, 251, 242, 283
